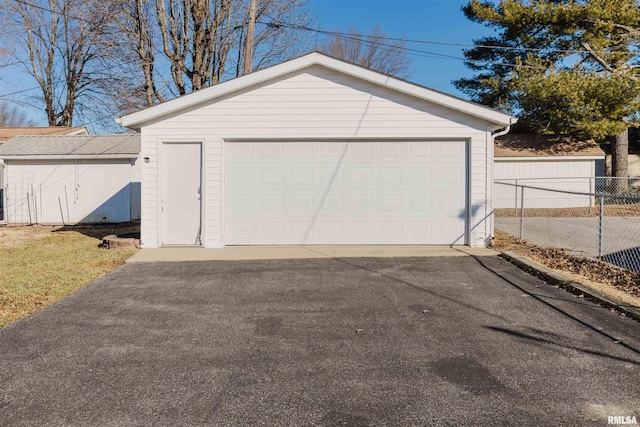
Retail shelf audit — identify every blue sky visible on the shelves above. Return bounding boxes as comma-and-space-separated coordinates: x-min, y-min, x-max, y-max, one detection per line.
0, 1, 495, 129
310, 0, 494, 95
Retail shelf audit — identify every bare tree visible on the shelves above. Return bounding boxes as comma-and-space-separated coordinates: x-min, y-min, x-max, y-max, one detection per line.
120, 0, 312, 105
234, 0, 312, 75
2, 0, 312, 126
115, 0, 165, 109
319, 26, 412, 77
0, 104, 37, 126
1, 0, 121, 127
154, 0, 237, 95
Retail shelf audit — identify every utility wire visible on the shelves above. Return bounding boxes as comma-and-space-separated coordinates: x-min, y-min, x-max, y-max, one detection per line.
259, 20, 552, 71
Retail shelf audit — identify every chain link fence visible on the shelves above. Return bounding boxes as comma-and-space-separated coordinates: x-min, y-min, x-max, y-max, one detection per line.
495, 177, 640, 272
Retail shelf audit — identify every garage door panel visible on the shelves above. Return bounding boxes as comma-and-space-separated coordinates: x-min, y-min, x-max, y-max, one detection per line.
291, 143, 313, 157
321, 144, 344, 157
408, 168, 432, 185
229, 195, 254, 215
291, 168, 313, 185
409, 194, 432, 213
351, 222, 373, 240
379, 194, 403, 213
380, 222, 403, 240
442, 145, 465, 159
320, 167, 342, 185
261, 222, 285, 240
261, 195, 285, 212
380, 144, 402, 159
440, 167, 465, 185
349, 195, 373, 214
350, 168, 373, 185
291, 195, 313, 214
228, 221, 254, 240
380, 167, 402, 185
225, 141, 467, 245
350, 144, 374, 159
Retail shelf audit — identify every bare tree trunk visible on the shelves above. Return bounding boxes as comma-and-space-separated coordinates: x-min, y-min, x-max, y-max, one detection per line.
189, 0, 209, 90
134, 0, 163, 106
612, 128, 629, 192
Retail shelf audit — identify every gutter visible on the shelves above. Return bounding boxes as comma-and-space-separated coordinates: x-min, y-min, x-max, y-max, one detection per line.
488, 120, 514, 244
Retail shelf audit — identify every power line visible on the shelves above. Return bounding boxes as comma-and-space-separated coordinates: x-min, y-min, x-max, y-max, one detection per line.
319, 28, 585, 55
258, 19, 552, 71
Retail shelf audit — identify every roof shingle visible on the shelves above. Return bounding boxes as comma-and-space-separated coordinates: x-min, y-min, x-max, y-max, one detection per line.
0, 134, 140, 157
495, 134, 605, 157
0, 126, 87, 143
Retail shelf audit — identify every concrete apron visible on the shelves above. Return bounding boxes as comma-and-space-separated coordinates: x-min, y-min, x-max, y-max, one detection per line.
126, 245, 498, 263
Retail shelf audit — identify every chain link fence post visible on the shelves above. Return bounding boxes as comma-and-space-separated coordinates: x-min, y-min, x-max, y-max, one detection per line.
519, 185, 525, 240
598, 195, 604, 259
514, 179, 518, 215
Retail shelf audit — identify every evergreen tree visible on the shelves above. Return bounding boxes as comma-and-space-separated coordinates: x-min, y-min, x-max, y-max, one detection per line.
455, 0, 640, 179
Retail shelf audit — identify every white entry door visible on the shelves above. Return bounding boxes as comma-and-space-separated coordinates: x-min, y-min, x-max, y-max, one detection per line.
225, 141, 468, 245
161, 142, 202, 246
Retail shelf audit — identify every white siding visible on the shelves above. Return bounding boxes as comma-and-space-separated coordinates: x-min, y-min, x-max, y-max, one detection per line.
494, 158, 598, 209
141, 66, 493, 248
3, 158, 139, 224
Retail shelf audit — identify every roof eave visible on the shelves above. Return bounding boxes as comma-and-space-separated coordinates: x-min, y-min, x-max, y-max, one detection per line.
0, 153, 139, 160
118, 52, 517, 129
494, 155, 605, 160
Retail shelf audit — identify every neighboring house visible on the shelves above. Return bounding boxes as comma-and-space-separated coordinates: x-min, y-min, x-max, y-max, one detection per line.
118, 52, 515, 248
0, 126, 88, 146
0, 135, 141, 224
494, 134, 606, 209
0, 127, 88, 211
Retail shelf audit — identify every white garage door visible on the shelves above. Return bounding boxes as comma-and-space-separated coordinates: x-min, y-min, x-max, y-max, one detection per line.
225, 141, 467, 245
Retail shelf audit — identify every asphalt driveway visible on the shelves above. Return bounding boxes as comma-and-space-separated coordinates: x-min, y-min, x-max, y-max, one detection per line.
1, 255, 639, 426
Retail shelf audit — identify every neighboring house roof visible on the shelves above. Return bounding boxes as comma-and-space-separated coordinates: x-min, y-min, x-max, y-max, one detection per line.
0, 134, 140, 159
0, 126, 87, 144
495, 134, 605, 158
118, 51, 516, 130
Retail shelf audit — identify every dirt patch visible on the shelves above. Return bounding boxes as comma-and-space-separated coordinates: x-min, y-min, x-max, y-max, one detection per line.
495, 203, 640, 218
494, 230, 640, 307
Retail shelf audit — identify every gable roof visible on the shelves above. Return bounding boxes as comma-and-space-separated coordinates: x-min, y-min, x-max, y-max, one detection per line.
495, 134, 605, 158
0, 126, 87, 144
118, 52, 516, 130
0, 134, 140, 159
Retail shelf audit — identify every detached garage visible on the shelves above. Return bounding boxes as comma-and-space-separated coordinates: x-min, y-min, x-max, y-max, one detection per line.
0, 135, 141, 224
494, 134, 606, 209
118, 52, 515, 248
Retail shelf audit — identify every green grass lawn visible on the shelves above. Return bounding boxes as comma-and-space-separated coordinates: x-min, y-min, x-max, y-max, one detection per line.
0, 225, 137, 328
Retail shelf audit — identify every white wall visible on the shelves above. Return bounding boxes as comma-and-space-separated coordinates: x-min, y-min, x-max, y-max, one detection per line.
3, 158, 140, 224
606, 154, 640, 178
494, 158, 599, 209
140, 65, 495, 248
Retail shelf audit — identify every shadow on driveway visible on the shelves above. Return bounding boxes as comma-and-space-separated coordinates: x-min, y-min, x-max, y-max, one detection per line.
1, 255, 639, 425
